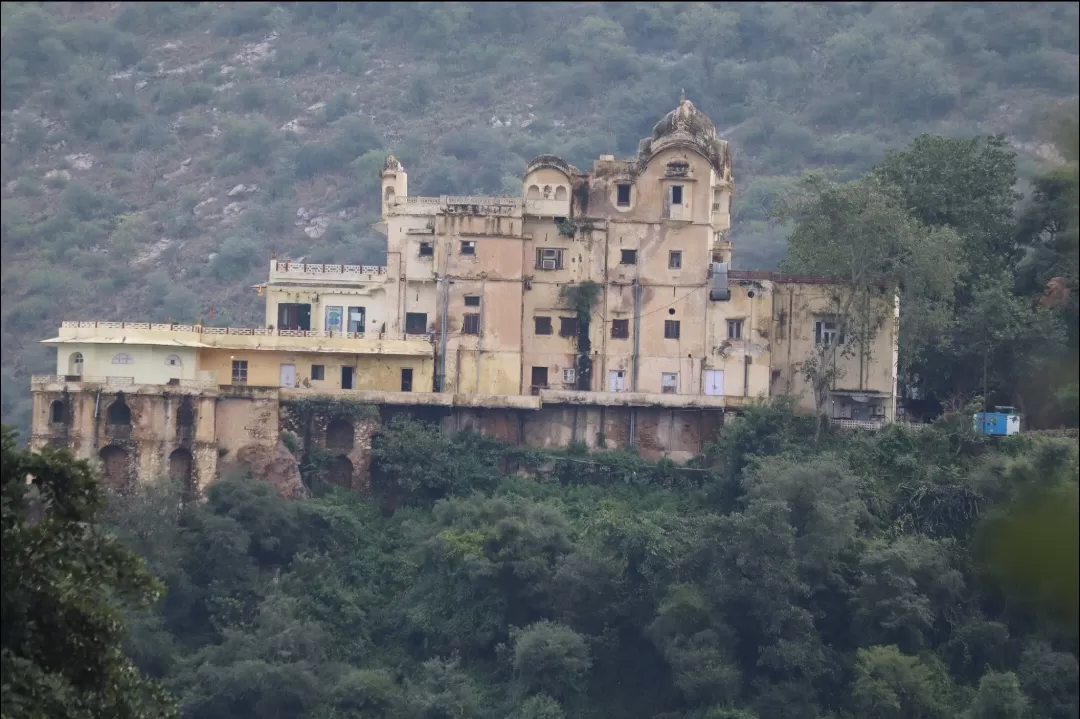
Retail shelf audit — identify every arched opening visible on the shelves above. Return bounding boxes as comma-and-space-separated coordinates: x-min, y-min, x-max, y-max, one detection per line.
106, 397, 132, 426
326, 418, 355, 452
384, 186, 395, 203
177, 397, 195, 440
554, 185, 568, 200
68, 352, 84, 376
98, 445, 129, 490
112, 352, 135, 365
49, 400, 67, 424
326, 455, 353, 489
526, 184, 541, 200
169, 448, 194, 489
542, 185, 552, 199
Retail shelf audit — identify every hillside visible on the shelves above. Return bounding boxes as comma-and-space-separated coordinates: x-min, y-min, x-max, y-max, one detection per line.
2, 1, 1078, 432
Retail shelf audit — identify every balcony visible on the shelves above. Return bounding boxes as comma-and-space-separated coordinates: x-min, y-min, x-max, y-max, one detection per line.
268, 261, 389, 286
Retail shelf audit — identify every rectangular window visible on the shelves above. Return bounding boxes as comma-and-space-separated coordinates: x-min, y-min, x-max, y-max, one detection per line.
611, 319, 629, 339
311, 364, 325, 380
535, 248, 564, 270
534, 316, 553, 335
341, 365, 354, 390
620, 249, 637, 265
669, 251, 682, 269
325, 305, 343, 334
562, 367, 577, 384
531, 366, 549, 389
460, 240, 476, 255
727, 319, 743, 340
419, 241, 434, 257
661, 372, 678, 394
814, 319, 844, 346
400, 368, 413, 392
347, 306, 366, 334
277, 302, 311, 331
559, 317, 578, 337
464, 295, 481, 307
463, 313, 481, 335
671, 185, 684, 205
231, 360, 248, 384
405, 312, 428, 335
664, 320, 681, 340
616, 183, 631, 207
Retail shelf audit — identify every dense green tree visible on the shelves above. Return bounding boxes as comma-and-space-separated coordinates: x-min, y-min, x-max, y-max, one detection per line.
0, 427, 177, 719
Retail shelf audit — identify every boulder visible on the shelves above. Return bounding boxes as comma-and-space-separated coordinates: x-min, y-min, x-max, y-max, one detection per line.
235, 441, 308, 499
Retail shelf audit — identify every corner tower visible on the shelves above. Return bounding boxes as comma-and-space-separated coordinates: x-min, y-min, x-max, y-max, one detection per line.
380, 154, 408, 219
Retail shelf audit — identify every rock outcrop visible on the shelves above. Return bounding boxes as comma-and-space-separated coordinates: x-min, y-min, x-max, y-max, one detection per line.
235, 440, 308, 499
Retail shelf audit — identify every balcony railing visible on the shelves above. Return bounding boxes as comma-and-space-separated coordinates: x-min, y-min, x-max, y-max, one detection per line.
32, 375, 134, 385
272, 261, 387, 277
58, 321, 431, 342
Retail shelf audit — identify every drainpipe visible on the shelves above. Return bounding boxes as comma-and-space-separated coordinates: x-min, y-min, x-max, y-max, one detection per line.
630, 279, 642, 449
94, 388, 102, 419
744, 289, 754, 396
437, 240, 451, 392
476, 274, 487, 394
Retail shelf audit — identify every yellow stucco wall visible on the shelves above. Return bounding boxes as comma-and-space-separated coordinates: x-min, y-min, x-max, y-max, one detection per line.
198, 347, 434, 392
52, 343, 197, 384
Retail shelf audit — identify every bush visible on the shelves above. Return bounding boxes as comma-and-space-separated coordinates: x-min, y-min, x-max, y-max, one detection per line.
212, 234, 260, 280
212, 4, 271, 37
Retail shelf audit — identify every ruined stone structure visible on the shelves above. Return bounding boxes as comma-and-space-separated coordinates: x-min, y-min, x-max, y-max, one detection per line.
30, 99, 899, 495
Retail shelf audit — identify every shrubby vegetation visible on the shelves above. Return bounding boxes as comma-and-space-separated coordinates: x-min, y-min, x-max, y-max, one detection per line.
4, 408, 1052, 718
1, 2, 1078, 435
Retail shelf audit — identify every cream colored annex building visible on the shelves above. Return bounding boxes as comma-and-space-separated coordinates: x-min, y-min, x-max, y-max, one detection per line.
257, 98, 899, 422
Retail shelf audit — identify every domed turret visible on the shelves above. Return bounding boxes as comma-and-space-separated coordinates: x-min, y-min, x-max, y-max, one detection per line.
380, 154, 408, 219
637, 95, 732, 179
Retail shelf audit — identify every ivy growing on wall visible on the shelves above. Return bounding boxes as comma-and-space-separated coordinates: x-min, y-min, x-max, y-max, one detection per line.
558, 280, 603, 390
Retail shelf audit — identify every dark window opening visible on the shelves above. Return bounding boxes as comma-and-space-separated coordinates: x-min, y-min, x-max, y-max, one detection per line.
49, 400, 66, 424
463, 313, 481, 335
620, 249, 637, 265
531, 366, 549, 389
419, 241, 434, 257
106, 398, 131, 426
347, 307, 366, 334
277, 302, 312, 331
727, 319, 743, 340
616, 183, 631, 207
460, 240, 476, 255
559, 317, 579, 337
311, 364, 325, 380
405, 312, 428, 335
231, 360, 248, 384
669, 251, 682, 269
464, 295, 481, 307
664, 320, 681, 339
341, 366, 354, 390
401, 368, 413, 392
534, 317, 553, 335
611, 319, 629, 339
671, 185, 684, 205
326, 418, 355, 451
177, 398, 195, 439
535, 248, 563, 270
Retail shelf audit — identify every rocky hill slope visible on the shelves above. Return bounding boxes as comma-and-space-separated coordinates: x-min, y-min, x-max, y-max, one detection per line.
2, 1, 1078, 432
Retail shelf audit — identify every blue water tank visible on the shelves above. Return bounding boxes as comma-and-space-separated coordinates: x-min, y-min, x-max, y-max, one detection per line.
974, 408, 1021, 436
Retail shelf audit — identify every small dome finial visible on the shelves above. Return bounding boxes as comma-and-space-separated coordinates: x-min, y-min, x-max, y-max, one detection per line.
680, 88, 686, 103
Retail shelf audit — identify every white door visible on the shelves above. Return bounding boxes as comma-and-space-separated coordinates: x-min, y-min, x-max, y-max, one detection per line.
279, 363, 296, 388
704, 369, 724, 396
608, 370, 626, 392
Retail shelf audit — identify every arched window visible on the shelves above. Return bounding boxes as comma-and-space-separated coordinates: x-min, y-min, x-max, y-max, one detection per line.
384, 186, 395, 203
169, 448, 194, 489
49, 400, 66, 424
526, 185, 541, 200
554, 185, 568, 200
326, 418, 355, 452
69, 352, 84, 376
112, 353, 135, 365
106, 398, 132, 426
165, 354, 182, 367
326, 455, 353, 489
98, 445, 129, 489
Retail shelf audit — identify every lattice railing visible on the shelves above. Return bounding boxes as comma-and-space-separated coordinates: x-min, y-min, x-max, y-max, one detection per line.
57, 321, 430, 343
272, 261, 388, 276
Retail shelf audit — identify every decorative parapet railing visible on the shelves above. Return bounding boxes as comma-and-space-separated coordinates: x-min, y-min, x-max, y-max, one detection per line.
58, 321, 431, 342
271, 261, 388, 279
830, 418, 929, 432
32, 375, 134, 385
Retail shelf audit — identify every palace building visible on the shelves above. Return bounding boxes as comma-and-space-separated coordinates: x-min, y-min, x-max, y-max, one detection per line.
30, 98, 899, 494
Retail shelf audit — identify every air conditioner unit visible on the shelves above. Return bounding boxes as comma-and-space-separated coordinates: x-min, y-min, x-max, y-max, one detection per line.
562, 368, 576, 384
542, 259, 557, 270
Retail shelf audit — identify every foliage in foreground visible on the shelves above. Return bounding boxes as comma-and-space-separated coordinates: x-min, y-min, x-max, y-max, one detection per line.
97, 410, 1079, 719
0, 427, 177, 719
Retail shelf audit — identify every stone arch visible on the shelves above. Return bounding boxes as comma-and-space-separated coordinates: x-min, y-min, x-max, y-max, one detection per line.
326, 455, 353, 489
554, 185, 568, 200
98, 445, 129, 489
384, 186, 395, 203
106, 396, 132, 426
165, 354, 182, 367
526, 184, 541, 200
326, 417, 355, 452
542, 184, 553, 199
68, 352, 84, 376
49, 400, 67, 424
177, 396, 195, 439
169, 448, 194, 489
